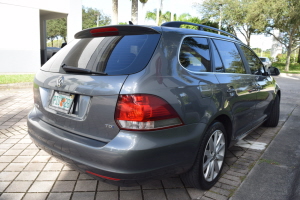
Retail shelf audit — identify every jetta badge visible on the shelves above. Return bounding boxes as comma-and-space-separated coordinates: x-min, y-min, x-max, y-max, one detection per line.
56, 76, 64, 87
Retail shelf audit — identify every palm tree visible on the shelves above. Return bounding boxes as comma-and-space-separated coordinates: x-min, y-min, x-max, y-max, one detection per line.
139, 0, 148, 9
145, 9, 172, 25
156, 0, 162, 25
131, 0, 138, 24
112, 0, 118, 24
139, 0, 148, 24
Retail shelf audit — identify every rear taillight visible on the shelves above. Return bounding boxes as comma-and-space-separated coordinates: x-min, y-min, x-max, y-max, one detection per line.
115, 94, 183, 130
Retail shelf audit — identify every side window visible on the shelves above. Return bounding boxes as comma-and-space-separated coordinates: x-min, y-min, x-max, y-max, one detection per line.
179, 37, 211, 72
213, 39, 246, 74
240, 45, 265, 75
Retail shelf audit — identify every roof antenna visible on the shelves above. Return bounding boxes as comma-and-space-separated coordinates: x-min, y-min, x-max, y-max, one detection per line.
129, 21, 134, 25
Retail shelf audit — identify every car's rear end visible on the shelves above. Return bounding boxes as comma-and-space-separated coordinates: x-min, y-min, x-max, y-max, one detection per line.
27, 25, 204, 185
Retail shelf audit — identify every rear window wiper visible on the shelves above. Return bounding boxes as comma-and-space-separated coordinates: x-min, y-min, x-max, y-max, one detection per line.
61, 64, 107, 75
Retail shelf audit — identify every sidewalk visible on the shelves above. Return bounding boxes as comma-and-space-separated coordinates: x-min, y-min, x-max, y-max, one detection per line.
231, 105, 300, 200
0, 86, 287, 200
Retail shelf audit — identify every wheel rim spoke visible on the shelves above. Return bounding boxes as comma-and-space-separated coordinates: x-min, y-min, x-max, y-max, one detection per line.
216, 143, 225, 154
213, 132, 218, 151
209, 161, 215, 180
204, 161, 212, 179
203, 150, 213, 169
216, 154, 224, 160
209, 136, 214, 152
216, 132, 222, 147
214, 159, 220, 173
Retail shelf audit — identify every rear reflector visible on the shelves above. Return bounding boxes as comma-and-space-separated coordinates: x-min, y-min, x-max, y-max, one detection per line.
90, 27, 119, 37
86, 171, 120, 181
115, 94, 183, 130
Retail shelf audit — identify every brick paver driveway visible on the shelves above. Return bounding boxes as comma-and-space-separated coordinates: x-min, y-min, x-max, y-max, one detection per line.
0, 88, 283, 200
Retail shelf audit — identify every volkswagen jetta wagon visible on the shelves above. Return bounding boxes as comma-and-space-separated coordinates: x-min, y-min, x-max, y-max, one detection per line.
27, 21, 280, 189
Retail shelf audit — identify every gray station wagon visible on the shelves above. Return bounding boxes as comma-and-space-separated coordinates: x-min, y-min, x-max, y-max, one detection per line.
27, 21, 280, 189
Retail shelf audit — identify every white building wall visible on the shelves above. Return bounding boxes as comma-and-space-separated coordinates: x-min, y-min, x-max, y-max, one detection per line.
67, 0, 82, 42
0, 0, 82, 73
0, 0, 69, 14
0, 3, 40, 73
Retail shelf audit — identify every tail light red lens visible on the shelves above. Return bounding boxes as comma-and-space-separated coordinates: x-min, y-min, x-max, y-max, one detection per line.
115, 94, 183, 130
90, 27, 119, 37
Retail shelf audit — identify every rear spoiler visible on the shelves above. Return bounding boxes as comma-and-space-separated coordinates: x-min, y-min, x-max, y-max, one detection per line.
75, 25, 160, 39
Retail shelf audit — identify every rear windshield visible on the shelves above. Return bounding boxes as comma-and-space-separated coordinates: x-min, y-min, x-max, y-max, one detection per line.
42, 34, 160, 75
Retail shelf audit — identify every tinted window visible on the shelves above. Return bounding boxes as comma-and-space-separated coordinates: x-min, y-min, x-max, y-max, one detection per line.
213, 39, 246, 74
179, 37, 211, 72
42, 34, 160, 75
105, 34, 160, 75
240, 46, 264, 75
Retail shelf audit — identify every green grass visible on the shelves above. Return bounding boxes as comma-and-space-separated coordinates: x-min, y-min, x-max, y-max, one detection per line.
272, 62, 300, 74
258, 158, 279, 165
0, 74, 35, 84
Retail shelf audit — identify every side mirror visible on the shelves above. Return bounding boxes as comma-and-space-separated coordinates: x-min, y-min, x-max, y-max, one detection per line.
268, 67, 280, 76
263, 71, 269, 76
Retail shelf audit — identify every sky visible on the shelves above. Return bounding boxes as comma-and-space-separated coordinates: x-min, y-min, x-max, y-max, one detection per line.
82, 0, 201, 25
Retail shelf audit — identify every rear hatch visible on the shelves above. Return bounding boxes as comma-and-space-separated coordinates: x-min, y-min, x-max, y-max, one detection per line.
34, 25, 161, 142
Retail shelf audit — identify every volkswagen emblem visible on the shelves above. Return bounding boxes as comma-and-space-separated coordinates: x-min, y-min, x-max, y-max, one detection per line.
56, 76, 64, 87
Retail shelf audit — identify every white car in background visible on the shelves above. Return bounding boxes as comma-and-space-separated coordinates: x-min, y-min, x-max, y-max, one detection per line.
260, 57, 280, 75
259, 57, 272, 68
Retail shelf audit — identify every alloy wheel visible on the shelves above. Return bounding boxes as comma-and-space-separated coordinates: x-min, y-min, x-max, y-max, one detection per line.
202, 130, 226, 182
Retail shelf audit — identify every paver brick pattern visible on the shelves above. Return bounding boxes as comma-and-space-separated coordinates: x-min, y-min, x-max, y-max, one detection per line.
0, 89, 283, 200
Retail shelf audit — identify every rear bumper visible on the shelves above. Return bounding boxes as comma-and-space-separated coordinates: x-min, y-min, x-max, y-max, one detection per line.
27, 107, 207, 185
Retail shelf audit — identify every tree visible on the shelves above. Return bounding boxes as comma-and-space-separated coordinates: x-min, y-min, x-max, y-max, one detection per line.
140, 0, 148, 9
47, 18, 67, 46
82, 6, 111, 29
55, 18, 67, 42
249, 0, 300, 71
199, 0, 262, 46
46, 7, 111, 47
156, 0, 162, 26
112, 0, 118, 25
140, 0, 148, 24
145, 9, 172, 25
131, 0, 138, 24
47, 20, 58, 47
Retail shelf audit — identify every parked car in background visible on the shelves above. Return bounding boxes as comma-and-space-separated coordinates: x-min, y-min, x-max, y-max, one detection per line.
46, 47, 61, 60
28, 22, 281, 190
259, 57, 272, 68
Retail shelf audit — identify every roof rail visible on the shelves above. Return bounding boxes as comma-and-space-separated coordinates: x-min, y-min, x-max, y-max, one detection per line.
161, 21, 240, 41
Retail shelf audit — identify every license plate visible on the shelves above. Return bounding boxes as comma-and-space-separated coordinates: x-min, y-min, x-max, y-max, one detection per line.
49, 92, 75, 113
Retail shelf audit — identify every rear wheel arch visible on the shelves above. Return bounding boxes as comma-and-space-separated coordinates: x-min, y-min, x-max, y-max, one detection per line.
276, 90, 281, 100
181, 120, 227, 189
213, 114, 233, 147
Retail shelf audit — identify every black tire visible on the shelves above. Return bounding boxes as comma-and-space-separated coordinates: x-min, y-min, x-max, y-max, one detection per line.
264, 95, 280, 127
181, 121, 227, 190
